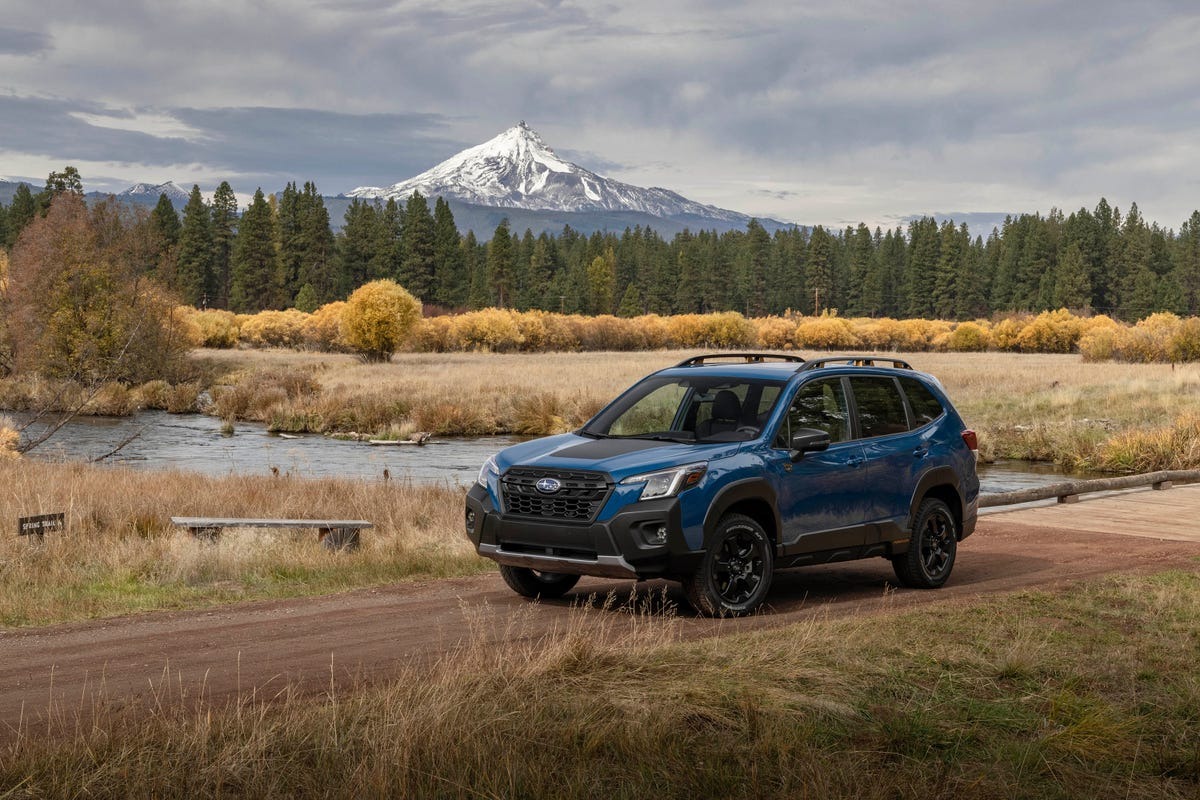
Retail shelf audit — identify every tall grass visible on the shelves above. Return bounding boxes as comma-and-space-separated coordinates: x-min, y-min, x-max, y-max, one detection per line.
4, 572, 1198, 798
0, 461, 482, 627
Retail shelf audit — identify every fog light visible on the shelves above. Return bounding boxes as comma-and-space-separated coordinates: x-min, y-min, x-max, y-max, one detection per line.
646, 525, 668, 546
465, 508, 476, 532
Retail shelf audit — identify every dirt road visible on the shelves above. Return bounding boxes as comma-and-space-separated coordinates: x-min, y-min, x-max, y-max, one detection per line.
4, 498, 1200, 738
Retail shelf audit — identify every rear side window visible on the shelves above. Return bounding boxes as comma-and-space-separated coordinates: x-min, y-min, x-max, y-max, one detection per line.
849, 376, 909, 438
900, 377, 945, 428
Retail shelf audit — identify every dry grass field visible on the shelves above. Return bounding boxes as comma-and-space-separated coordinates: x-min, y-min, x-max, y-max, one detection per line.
195, 348, 1200, 470
4, 571, 1198, 798
0, 461, 481, 627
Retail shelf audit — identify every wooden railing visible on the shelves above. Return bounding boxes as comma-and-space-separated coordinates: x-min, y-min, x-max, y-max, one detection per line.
979, 469, 1200, 508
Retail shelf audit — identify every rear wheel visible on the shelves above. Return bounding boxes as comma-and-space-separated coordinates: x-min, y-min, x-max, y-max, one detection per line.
892, 498, 958, 588
683, 513, 773, 616
499, 564, 581, 599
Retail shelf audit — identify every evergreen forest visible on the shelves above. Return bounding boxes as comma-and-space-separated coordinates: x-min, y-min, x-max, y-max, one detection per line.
3, 171, 1199, 323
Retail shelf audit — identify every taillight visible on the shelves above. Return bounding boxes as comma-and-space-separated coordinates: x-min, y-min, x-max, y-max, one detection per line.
961, 429, 978, 452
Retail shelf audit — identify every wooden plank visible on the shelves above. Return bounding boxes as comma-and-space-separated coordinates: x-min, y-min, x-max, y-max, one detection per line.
992, 484, 1200, 542
979, 469, 1200, 508
170, 517, 372, 529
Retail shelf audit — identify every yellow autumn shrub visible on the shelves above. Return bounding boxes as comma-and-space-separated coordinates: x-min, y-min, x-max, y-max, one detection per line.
945, 321, 992, 352
188, 309, 241, 348
340, 279, 423, 362
239, 309, 310, 349
753, 316, 798, 349
304, 301, 348, 351
793, 315, 861, 350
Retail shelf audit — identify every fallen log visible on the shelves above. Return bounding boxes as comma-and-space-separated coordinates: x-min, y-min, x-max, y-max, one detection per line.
979, 469, 1200, 508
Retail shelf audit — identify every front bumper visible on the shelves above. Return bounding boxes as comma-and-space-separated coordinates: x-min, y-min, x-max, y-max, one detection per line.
464, 482, 702, 580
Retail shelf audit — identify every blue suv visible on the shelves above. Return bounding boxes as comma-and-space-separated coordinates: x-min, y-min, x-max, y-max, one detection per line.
465, 353, 979, 616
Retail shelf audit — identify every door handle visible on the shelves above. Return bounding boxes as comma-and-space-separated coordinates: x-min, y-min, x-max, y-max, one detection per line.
847, 456, 864, 467
913, 447, 928, 458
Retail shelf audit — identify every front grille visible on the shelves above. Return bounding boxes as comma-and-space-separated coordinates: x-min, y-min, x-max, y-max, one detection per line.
500, 468, 610, 523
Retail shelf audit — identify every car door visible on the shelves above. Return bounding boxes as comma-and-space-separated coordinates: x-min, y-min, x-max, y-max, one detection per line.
847, 375, 927, 539
763, 376, 870, 555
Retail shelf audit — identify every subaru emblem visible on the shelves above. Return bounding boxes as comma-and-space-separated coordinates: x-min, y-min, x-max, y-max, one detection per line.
535, 477, 562, 494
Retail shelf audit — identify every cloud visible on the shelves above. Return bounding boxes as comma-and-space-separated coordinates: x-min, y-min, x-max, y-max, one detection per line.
1, 1, 1199, 226
0, 27, 51, 56
0, 95, 463, 193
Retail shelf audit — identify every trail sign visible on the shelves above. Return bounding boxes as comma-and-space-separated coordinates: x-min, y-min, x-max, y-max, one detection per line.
18, 513, 65, 539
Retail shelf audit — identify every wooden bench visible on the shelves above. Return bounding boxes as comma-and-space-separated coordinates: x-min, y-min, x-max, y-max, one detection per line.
170, 517, 372, 551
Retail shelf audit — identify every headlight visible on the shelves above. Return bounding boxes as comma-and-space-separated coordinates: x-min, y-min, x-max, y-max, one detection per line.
477, 454, 499, 487
619, 462, 707, 501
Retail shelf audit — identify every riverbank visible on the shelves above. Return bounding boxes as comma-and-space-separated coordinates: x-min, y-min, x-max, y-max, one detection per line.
6, 349, 1200, 471
0, 461, 481, 627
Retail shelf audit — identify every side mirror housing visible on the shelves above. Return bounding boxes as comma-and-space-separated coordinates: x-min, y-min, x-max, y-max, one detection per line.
789, 428, 831, 461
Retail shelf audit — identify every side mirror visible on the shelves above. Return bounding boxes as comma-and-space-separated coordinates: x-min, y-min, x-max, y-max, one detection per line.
789, 428, 831, 461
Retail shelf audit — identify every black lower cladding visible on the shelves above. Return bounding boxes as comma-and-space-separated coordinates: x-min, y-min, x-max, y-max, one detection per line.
465, 482, 702, 578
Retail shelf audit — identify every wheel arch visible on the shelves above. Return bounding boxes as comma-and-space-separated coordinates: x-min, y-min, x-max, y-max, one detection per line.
909, 467, 966, 539
703, 478, 780, 547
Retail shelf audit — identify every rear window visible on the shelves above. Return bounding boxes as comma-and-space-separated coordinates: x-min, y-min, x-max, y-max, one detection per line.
900, 377, 945, 428
849, 376, 909, 438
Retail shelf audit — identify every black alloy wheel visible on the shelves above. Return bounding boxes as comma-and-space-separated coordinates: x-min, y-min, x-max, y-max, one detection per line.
892, 497, 958, 589
684, 513, 774, 616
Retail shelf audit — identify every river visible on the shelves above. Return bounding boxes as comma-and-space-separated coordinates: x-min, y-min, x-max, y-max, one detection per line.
17, 411, 1096, 493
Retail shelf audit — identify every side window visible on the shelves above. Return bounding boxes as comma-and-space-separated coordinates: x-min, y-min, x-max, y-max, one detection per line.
850, 377, 909, 438
775, 379, 850, 447
900, 377, 945, 429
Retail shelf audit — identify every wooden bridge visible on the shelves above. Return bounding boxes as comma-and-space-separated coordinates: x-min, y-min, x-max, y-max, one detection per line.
982, 474, 1200, 543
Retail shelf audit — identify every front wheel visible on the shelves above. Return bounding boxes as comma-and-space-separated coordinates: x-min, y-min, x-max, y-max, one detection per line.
499, 564, 581, 599
892, 498, 958, 589
683, 513, 774, 617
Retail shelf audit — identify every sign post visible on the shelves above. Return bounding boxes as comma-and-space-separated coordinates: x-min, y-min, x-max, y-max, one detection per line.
18, 513, 65, 545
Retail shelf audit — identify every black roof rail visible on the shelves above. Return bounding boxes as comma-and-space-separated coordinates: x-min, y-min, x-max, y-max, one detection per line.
798, 356, 914, 372
674, 353, 807, 367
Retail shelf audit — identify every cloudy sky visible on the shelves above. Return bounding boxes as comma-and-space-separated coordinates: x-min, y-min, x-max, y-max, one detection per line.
2, 0, 1198, 228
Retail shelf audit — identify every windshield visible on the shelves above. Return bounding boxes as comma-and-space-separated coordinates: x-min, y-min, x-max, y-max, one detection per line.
582, 375, 786, 443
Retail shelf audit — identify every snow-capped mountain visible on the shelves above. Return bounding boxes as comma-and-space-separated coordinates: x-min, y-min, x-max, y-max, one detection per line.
348, 122, 756, 226
117, 181, 191, 204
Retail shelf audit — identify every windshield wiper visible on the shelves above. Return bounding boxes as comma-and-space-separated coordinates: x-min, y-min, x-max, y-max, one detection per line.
578, 430, 610, 439
626, 434, 694, 444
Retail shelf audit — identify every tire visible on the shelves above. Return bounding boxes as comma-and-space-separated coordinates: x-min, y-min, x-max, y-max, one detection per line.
499, 564, 581, 599
683, 513, 774, 617
892, 498, 958, 589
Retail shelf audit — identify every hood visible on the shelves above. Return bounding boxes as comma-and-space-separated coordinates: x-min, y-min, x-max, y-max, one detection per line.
495, 433, 740, 482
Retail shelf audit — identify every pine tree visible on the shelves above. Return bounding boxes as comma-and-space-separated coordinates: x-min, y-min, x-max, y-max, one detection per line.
617, 284, 643, 317
931, 221, 963, 319
229, 189, 279, 312
1173, 210, 1200, 314
464, 231, 489, 308
150, 194, 181, 251
297, 182, 336, 304
276, 182, 302, 305
806, 227, 835, 314
6, 184, 37, 247
399, 192, 436, 300
0, 202, 8, 250
488, 219, 515, 307
337, 200, 381, 297
586, 248, 616, 314
176, 185, 214, 306
1053, 242, 1091, 309
210, 182, 238, 308
432, 197, 465, 307
740, 220, 771, 316
903, 218, 939, 317
955, 234, 990, 319
375, 198, 403, 281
